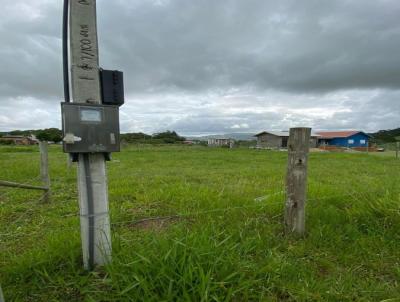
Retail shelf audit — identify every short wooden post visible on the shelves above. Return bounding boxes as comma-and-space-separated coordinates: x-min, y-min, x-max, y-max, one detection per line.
285, 127, 311, 235
67, 154, 73, 169
396, 142, 399, 159
0, 284, 4, 302
39, 141, 50, 202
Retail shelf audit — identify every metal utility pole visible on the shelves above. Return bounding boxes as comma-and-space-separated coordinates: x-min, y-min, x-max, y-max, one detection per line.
284, 127, 311, 236
69, 0, 111, 269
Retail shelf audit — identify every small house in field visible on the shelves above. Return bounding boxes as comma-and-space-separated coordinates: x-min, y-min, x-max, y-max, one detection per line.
0, 135, 37, 145
207, 138, 234, 147
316, 131, 370, 148
254, 131, 319, 149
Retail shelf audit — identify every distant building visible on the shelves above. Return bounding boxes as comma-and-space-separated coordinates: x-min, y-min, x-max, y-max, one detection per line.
183, 140, 195, 145
254, 131, 319, 149
207, 138, 234, 147
0, 135, 38, 145
316, 131, 370, 148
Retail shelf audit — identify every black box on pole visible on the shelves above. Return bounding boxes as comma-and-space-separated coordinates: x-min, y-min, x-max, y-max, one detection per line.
100, 69, 124, 106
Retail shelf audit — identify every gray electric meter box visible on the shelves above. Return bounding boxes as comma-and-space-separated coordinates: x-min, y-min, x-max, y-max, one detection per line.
61, 102, 120, 153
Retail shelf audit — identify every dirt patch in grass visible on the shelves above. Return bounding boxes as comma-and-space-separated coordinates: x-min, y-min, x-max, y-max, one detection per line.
128, 215, 187, 231
128, 201, 171, 216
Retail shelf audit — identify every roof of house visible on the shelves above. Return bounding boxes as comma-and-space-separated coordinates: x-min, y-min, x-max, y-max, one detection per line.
254, 131, 320, 138
254, 131, 289, 137
315, 131, 369, 139
1, 135, 26, 139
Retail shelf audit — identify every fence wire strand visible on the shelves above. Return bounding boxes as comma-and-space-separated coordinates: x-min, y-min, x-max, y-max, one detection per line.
1, 149, 399, 246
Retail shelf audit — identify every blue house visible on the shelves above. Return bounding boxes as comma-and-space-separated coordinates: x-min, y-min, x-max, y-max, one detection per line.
316, 131, 370, 148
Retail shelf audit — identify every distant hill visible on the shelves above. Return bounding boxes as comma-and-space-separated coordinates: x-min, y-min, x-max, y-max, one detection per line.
187, 133, 256, 141
369, 128, 400, 143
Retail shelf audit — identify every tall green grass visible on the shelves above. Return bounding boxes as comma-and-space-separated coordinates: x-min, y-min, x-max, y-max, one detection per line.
0, 145, 399, 301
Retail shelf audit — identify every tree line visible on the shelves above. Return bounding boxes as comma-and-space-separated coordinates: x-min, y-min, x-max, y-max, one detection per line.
2, 127, 399, 145
121, 131, 186, 144
370, 128, 400, 143
0, 128, 63, 144
0, 129, 186, 144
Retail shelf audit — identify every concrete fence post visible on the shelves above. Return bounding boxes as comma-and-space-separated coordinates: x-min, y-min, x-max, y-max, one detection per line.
285, 127, 311, 236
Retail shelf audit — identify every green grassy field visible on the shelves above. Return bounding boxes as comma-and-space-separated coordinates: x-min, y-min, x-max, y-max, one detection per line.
1, 145, 399, 301
371, 151, 398, 158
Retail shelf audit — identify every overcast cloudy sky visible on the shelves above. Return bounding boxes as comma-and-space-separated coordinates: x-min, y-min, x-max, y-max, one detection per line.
0, 0, 399, 135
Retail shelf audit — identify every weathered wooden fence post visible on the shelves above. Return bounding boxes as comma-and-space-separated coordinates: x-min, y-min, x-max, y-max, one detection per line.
39, 141, 50, 202
67, 154, 73, 169
396, 141, 399, 159
0, 284, 4, 302
285, 127, 311, 236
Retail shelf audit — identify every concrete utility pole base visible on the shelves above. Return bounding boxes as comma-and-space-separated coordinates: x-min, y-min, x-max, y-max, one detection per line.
78, 153, 111, 268
69, 0, 111, 269
284, 127, 311, 236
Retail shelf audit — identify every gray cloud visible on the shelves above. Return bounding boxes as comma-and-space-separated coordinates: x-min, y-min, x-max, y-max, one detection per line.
0, 0, 399, 133
0, 1, 62, 99
97, 0, 400, 92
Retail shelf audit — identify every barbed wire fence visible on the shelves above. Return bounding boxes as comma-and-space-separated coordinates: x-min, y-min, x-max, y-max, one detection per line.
1, 163, 396, 239
0, 142, 50, 203
1, 139, 399, 261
